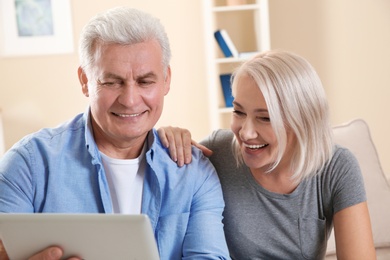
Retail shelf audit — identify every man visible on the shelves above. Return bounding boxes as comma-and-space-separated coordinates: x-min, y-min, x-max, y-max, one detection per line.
0, 7, 229, 260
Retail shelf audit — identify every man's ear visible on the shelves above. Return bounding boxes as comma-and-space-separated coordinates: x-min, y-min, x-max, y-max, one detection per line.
78, 67, 89, 97
164, 66, 171, 96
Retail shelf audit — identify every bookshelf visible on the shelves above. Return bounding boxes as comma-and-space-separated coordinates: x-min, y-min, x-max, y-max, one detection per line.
202, 0, 270, 130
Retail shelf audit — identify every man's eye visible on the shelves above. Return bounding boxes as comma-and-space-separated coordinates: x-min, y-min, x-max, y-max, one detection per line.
100, 81, 121, 87
138, 80, 154, 86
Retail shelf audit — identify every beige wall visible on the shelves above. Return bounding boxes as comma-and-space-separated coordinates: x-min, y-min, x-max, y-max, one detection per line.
269, 0, 390, 176
0, 0, 211, 147
0, 0, 389, 175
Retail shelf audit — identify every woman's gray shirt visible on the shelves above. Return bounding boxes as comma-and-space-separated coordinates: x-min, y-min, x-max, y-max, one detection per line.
201, 129, 366, 260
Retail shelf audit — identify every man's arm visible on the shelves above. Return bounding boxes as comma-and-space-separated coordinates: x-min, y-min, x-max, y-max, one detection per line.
181, 152, 230, 259
0, 148, 36, 213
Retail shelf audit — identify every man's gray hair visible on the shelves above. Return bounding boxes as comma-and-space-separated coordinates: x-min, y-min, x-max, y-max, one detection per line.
79, 6, 171, 73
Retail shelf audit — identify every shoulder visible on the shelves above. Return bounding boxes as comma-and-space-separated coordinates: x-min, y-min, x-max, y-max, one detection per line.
201, 129, 234, 150
21, 114, 85, 144
327, 145, 361, 173
150, 129, 214, 169
211, 129, 234, 141
149, 130, 220, 189
319, 145, 366, 213
0, 113, 88, 182
320, 145, 362, 183
200, 129, 237, 173
9, 113, 85, 153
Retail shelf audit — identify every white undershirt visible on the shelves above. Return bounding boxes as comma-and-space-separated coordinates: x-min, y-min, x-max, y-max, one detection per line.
100, 146, 146, 214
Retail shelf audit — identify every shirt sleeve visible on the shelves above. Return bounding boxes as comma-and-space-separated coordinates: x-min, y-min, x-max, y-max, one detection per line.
328, 147, 367, 214
181, 149, 230, 259
0, 143, 35, 213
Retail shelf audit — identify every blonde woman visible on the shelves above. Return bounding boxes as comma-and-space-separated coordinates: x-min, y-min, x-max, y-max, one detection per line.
159, 50, 376, 259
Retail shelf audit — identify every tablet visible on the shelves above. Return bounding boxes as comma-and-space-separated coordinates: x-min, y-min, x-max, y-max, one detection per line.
0, 213, 160, 260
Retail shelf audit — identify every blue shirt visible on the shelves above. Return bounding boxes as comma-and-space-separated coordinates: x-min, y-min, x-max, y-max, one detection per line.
0, 110, 230, 260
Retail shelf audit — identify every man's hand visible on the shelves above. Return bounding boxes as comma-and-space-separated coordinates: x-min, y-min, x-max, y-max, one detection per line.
28, 247, 64, 260
0, 240, 81, 260
28, 247, 81, 260
157, 126, 213, 167
0, 240, 9, 260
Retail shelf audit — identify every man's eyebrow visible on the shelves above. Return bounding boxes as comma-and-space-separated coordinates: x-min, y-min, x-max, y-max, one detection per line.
99, 71, 158, 81
100, 73, 123, 80
137, 71, 158, 80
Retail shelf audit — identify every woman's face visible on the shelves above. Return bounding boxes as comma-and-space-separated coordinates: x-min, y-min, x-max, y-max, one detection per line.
231, 74, 295, 173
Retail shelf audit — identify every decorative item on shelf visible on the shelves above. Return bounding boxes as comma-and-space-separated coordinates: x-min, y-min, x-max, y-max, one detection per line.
214, 29, 258, 59
219, 74, 234, 107
226, 0, 247, 6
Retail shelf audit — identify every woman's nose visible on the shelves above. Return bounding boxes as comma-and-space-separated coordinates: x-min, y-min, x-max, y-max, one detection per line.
239, 119, 258, 141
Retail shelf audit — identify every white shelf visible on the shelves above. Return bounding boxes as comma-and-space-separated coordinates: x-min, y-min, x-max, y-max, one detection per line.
202, 0, 270, 131
218, 107, 233, 113
212, 4, 260, 12
215, 57, 248, 64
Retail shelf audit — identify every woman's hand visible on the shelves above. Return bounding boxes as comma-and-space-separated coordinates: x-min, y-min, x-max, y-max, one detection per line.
157, 126, 213, 167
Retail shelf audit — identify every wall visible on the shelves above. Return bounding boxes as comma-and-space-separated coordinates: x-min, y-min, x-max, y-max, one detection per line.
0, 0, 389, 176
269, 0, 390, 176
0, 0, 211, 150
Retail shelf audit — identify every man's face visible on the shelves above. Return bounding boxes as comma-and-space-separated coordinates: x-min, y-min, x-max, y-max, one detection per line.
79, 40, 170, 155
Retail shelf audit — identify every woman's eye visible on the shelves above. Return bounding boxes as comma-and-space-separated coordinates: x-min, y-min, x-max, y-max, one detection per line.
233, 110, 245, 116
258, 117, 270, 122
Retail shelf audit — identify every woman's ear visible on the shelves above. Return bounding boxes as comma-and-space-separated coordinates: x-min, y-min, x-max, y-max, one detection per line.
78, 67, 89, 97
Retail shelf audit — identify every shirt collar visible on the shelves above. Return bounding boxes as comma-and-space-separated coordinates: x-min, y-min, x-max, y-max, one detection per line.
83, 107, 161, 163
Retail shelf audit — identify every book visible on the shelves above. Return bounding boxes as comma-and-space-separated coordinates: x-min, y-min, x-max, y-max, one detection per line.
214, 29, 238, 58
214, 29, 257, 59
219, 74, 234, 107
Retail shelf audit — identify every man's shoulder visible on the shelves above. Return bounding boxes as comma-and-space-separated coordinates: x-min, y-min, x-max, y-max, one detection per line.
149, 129, 215, 173
35, 113, 85, 138
15, 113, 86, 149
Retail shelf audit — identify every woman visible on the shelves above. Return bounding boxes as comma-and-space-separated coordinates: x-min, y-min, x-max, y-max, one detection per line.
158, 50, 376, 259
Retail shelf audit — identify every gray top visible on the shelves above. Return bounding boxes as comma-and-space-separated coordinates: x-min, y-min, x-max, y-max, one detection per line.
201, 129, 366, 260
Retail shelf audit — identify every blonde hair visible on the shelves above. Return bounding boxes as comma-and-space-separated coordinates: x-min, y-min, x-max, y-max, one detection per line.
232, 50, 333, 183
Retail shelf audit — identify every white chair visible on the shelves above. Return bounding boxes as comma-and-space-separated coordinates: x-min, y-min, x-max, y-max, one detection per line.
325, 119, 390, 259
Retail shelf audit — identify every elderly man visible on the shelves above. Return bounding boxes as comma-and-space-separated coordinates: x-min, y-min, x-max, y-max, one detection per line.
0, 7, 229, 260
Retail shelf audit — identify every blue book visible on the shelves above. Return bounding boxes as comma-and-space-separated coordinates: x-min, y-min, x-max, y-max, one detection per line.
214, 30, 239, 58
219, 74, 234, 107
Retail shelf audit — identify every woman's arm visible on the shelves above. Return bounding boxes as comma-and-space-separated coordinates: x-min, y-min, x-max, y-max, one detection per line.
333, 201, 376, 259
157, 126, 213, 166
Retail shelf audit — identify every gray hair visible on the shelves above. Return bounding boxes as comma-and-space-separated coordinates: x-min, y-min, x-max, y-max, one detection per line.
232, 50, 333, 183
79, 6, 171, 73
